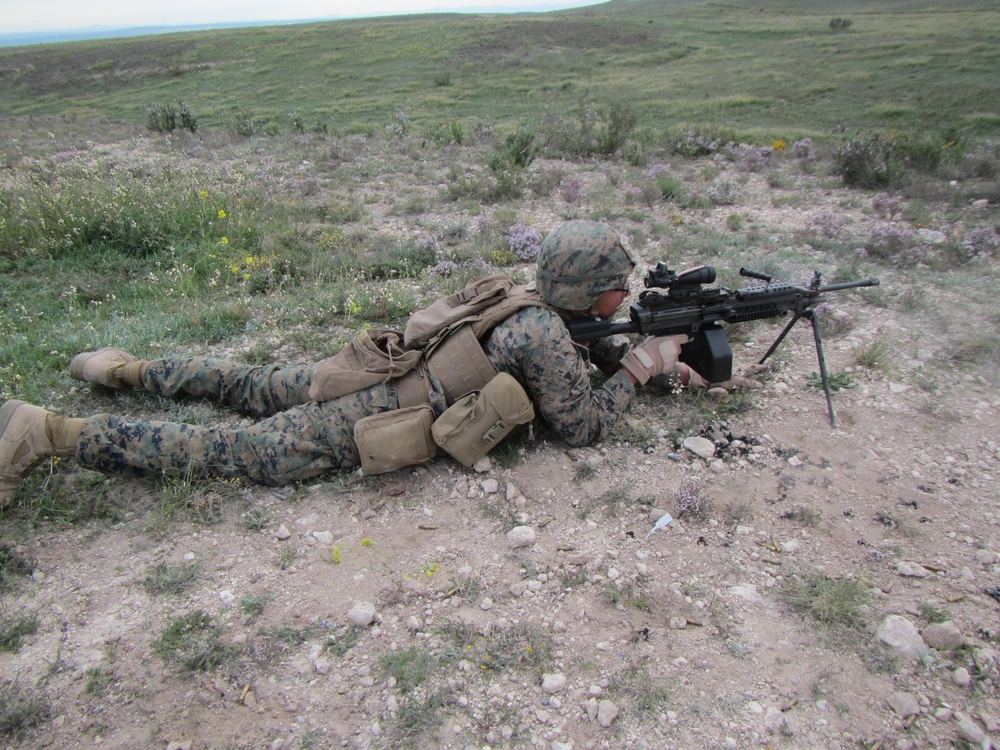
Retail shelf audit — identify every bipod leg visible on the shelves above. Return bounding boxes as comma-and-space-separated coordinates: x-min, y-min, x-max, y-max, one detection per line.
806, 310, 838, 429
758, 312, 804, 365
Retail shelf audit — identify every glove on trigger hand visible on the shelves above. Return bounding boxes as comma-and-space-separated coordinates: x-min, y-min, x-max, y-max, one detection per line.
620, 335, 688, 385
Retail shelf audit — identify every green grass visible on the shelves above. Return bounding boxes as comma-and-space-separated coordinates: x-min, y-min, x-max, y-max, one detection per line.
783, 573, 869, 631
0, 682, 51, 740
0, 611, 39, 653
152, 610, 233, 672
141, 561, 201, 596
0, 0, 997, 140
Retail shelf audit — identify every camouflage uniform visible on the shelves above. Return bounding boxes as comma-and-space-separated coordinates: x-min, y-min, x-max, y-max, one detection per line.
75, 313, 636, 485
71, 220, 640, 486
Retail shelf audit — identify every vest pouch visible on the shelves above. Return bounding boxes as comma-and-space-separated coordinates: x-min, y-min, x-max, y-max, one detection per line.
431, 373, 534, 468
353, 405, 437, 475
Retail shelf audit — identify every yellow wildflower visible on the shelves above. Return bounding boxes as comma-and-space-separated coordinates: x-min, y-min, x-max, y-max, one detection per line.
217, 209, 227, 219
220, 237, 229, 245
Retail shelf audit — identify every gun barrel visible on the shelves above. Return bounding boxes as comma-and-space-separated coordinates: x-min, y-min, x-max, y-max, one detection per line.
817, 279, 880, 293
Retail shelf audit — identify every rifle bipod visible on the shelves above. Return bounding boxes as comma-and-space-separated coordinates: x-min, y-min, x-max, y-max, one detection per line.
757, 309, 840, 428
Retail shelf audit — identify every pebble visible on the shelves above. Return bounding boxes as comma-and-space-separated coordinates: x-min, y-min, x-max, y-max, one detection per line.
541, 673, 567, 694
348, 601, 377, 627
896, 561, 932, 578
472, 457, 491, 473
876, 615, 926, 662
312, 530, 335, 545
957, 713, 985, 744
275, 524, 291, 540
481, 478, 499, 494
922, 621, 964, 651
887, 691, 920, 718
597, 699, 619, 727
507, 526, 535, 548
953, 667, 972, 686
682, 436, 716, 460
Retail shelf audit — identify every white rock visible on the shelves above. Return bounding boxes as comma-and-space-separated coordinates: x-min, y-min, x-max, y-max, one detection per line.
481, 478, 500, 494
780, 539, 801, 553
541, 673, 567, 694
507, 526, 536, 548
219, 590, 235, 605
896, 561, 931, 578
682, 436, 716, 460
313, 530, 335, 545
887, 691, 920, 718
876, 615, 926, 662
597, 700, 619, 727
472, 457, 491, 473
348, 601, 377, 627
953, 667, 972, 686
957, 713, 985, 744
922, 621, 963, 651
275, 524, 291, 540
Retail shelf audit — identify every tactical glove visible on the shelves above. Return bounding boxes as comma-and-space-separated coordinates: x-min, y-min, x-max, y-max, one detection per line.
620, 335, 688, 385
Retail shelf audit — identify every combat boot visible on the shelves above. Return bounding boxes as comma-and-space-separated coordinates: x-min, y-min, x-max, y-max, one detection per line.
0, 401, 84, 504
70, 348, 147, 389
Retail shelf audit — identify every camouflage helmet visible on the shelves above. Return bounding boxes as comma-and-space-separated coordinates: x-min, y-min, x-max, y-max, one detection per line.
535, 221, 636, 311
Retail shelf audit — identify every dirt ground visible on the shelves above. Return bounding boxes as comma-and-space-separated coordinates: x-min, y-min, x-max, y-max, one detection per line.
1, 131, 999, 750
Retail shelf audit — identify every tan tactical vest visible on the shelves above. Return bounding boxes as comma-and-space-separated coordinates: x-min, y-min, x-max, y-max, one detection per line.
309, 275, 555, 408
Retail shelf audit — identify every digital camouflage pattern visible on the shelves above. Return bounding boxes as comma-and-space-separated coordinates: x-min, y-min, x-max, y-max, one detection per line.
534, 220, 636, 311
76, 309, 637, 484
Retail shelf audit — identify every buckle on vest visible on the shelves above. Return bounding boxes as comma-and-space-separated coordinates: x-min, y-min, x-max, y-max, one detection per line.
482, 419, 507, 444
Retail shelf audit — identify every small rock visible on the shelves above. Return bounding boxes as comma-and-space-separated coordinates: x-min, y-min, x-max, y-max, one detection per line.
472, 457, 491, 473
348, 601, 377, 627
780, 539, 801, 553
481, 478, 500, 494
953, 667, 972, 686
597, 700, 619, 727
166, 743, 192, 750
956, 713, 985, 744
312, 530, 335, 545
541, 673, 567, 694
507, 526, 535, 548
275, 524, 291, 540
219, 590, 235, 605
887, 691, 920, 718
682, 436, 716, 460
668, 616, 687, 629
922, 621, 964, 651
787, 455, 803, 468
479, 597, 494, 611
216, 557, 236, 571
876, 615, 926, 662
897, 561, 932, 578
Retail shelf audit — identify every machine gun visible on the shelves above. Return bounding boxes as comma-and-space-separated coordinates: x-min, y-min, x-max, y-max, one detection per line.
568, 264, 880, 428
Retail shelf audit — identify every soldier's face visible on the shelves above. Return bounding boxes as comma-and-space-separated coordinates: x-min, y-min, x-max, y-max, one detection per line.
592, 281, 630, 318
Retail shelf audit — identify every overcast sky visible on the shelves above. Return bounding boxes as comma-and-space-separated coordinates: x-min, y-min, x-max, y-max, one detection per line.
2, 0, 605, 34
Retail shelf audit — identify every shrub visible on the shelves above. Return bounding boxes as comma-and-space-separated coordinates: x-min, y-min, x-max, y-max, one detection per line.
959, 226, 999, 261
145, 101, 198, 134
507, 223, 542, 261
792, 138, 816, 160
806, 212, 848, 239
829, 18, 853, 31
721, 143, 772, 172
707, 180, 741, 206
866, 223, 914, 259
834, 133, 907, 189
665, 124, 737, 157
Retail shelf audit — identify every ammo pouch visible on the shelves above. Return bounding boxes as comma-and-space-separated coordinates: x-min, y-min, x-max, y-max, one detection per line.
431, 373, 534, 468
353, 405, 437, 475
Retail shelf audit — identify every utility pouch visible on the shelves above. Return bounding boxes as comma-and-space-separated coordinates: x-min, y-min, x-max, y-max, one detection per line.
431, 373, 534, 468
353, 405, 437, 475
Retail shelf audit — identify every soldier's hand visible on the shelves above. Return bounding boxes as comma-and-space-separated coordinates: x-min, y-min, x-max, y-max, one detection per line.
620, 335, 688, 384
679, 362, 767, 391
